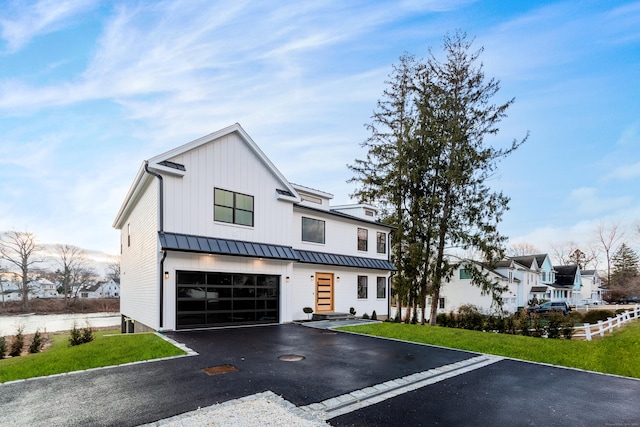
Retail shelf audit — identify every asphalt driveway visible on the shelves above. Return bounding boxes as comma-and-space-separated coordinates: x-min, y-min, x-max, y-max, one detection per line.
1, 324, 639, 426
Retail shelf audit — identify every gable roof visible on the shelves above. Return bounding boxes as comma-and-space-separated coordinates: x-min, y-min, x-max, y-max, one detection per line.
113, 123, 301, 229
554, 265, 580, 287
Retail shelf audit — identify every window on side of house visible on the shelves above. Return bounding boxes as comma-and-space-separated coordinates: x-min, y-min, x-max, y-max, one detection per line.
439, 297, 445, 309
301, 217, 325, 244
357, 276, 368, 299
376, 277, 386, 298
127, 223, 131, 247
214, 188, 254, 226
376, 232, 386, 254
357, 228, 368, 251
459, 269, 472, 279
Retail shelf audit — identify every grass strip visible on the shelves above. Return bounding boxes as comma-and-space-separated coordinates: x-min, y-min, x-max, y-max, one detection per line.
0, 330, 186, 383
338, 322, 640, 378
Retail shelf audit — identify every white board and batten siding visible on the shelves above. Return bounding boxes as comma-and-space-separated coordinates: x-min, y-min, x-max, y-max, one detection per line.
290, 267, 389, 320
293, 208, 390, 260
162, 132, 293, 246
120, 178, 160, 330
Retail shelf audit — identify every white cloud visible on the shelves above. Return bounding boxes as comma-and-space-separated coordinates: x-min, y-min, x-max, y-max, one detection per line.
606, 161, 640, 181
567, 187, 633, 216
0, 0, 96, 52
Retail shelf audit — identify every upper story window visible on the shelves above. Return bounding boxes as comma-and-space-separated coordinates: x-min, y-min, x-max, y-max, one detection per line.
357, 228, 368, 251
459, 269, 472, 279
214, 188, 254, 226
302, 217, 325, 244
376, 232, 386, 254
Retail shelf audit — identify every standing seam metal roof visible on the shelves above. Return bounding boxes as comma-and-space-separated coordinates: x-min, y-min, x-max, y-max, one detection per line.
158, 232, 395, 270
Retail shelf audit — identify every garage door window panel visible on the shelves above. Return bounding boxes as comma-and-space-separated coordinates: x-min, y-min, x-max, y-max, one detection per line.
176, 271, 279, 329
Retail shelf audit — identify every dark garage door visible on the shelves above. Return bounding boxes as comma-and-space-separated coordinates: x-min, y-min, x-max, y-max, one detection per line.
176, 271, 279, 329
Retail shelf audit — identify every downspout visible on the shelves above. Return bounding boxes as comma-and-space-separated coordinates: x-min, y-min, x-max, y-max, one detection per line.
144, 161, 165, 330
388, 229, 395, 321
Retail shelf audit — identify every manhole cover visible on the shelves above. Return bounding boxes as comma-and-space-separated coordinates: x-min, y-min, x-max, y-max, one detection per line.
204, 364, 239, 375
278, 354, 305, 362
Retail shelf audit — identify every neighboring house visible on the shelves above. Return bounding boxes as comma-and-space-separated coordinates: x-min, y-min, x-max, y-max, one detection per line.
508, 254, 557, 304
580, 269, 604, 303
0, 280, 21, 302
30, 278, 59, 299
113, 123, 395, 332
79, 279, 120, 298
552, 264, 582, 305
439, 262, 518, 315
435, 255, 584, 316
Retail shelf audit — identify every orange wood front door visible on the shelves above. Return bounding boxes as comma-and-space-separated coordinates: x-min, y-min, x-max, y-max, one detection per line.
315, 273, 334, 313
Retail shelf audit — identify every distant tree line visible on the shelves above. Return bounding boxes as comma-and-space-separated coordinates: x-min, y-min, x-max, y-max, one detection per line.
0, 230, 120, 310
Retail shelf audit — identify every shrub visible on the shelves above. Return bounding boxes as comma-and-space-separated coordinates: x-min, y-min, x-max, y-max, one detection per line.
546, 314, 563, 339
29, 329, 44, 353
504, 315, 516, 335
69, 322, 94, 346
515, 310, 531, 336
582, 310, 615, 325
437, 312, 455, 328
531, 314, 545, 338
0, 336, 6, 359
81, 325, 94, 344
561, 316, 576, 339
458, 305, 484, 331
362, 313, 370, 319
371, 310, 377, 320
9, 326, 25, 357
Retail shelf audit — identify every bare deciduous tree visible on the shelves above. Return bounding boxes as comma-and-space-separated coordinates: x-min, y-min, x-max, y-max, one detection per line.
106, 255, 121, 283
596, 221, 625, 285
506, 242, 540, 257
550, 241, 599, 270
0, 230, 45, 310
55, 244, 97, 305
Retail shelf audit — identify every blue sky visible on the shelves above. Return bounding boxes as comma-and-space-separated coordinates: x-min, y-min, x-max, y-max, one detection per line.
0, 0, 639, 266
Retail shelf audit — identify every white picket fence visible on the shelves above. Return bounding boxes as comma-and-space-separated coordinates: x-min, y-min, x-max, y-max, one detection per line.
572, 305, 640, 341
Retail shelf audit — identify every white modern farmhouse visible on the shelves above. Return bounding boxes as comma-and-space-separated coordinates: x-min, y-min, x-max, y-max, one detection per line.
113, 124, 395, 332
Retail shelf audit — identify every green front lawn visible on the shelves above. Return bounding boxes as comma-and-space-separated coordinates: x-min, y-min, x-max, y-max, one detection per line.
338, 322, 640, 378
0, 330, 187, 383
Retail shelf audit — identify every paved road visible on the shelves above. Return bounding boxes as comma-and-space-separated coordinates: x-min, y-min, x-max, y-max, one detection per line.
1, 324, 639, 426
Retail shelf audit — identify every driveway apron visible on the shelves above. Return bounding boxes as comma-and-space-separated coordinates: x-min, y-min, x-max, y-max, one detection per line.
0, 323, 639, 426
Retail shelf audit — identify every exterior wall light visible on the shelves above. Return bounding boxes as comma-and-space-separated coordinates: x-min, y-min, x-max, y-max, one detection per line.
164, 271, 169, 280
286, 276, 290, 283
337, 276, 340, 282
310, 275, 314, 281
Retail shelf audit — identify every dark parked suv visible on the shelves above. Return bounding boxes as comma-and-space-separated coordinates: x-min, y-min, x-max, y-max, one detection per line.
527, 301, 571, 315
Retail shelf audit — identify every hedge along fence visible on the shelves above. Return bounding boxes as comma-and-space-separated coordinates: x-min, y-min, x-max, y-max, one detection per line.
572, 305, 640, 341
433, 304, 640, 340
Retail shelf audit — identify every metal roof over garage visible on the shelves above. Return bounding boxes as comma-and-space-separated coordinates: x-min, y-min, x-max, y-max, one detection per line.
158, 232, 396, 270
159, 232, 298, 261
